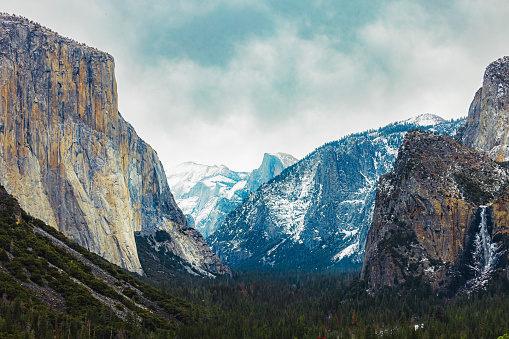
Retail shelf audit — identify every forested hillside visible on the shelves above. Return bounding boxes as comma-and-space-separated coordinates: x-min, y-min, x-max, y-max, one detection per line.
159, 269, 509, 338
0, 179, 509, 338
0, 184, 205, 338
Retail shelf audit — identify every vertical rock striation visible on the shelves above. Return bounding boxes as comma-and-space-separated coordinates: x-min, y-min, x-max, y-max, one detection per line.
245, 153, 298, 192
0, 14, 229, 276
457, 56, 509, 161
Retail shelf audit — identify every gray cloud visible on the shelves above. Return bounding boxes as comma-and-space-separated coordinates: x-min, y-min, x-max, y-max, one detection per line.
1, 0, 509, 171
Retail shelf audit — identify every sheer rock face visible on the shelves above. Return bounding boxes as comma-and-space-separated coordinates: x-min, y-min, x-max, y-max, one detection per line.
457, 56, 509, 161
246, 153, 298, 192
0, 14, 229, 276
361, 130, 509, 294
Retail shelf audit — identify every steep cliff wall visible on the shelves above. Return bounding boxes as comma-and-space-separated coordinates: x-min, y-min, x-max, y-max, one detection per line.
245, 153, 298, 192
361, 130, 509, 293
457, 56, 509, 161
0, 14, 229, 276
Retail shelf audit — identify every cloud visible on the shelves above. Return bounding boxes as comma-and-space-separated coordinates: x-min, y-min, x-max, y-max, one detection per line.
2, 0, 509, 171
91, 0, 509, 170
143, 5, 275, 67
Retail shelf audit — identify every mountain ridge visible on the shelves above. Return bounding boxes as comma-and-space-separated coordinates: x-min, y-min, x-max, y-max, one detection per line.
209, 114, 465, 270
363, 56, 509, 294
361, 130, 509, 294
167, 152, 297, 237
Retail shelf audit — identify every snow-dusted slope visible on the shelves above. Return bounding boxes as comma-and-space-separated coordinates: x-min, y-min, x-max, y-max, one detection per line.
166, 163, 249, 237
208, 114, 466, 270
167, 153, 297, 237
403, 113, 446, 126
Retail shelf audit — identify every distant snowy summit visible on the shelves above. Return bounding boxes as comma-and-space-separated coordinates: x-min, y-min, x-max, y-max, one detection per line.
402, 113, 446, 126
167, 162, 248, 201
166, 153, 298, 237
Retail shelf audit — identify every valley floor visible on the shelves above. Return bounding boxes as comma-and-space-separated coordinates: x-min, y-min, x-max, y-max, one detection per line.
143, 269, 509, 339
2, 264, 509, 338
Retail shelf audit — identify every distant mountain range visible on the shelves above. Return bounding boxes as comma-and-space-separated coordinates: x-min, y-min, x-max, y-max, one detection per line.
208, 114, 466, 270
167, 153, 298, 237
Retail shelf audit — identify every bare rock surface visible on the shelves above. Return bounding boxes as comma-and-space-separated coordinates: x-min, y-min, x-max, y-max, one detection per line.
457, 56, 509, 161
0, 14, 228, 276
362, 130, 509, 294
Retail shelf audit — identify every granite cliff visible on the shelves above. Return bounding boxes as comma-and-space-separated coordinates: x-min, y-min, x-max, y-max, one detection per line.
457, 56, 509, 161
361, 130, 509, 294
245, 153, 298, 193
363, 57, 509, 294
0, 14, 228, 276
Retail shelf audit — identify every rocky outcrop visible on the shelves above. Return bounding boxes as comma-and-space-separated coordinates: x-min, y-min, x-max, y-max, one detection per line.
246, 153, 297, 192
209, 116, 465, 270
361, 130, 509, 294
0, 14, 229, 276
363, 57, 509, 294
457, 56, 509, 161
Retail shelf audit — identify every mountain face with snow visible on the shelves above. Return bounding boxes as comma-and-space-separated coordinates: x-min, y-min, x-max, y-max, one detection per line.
457, 56, 509, 162
167, 153, 297, 237
208, 115, 466, 270
246, 153, 298, 192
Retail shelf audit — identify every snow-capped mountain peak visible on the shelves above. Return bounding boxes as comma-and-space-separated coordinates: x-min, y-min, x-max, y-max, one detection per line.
166, 153, 297, 237
403, 113, 446, 126
166, 162, 240, 198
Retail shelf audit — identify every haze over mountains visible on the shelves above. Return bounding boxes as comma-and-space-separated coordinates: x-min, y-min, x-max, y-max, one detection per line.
167, 153, 297, 237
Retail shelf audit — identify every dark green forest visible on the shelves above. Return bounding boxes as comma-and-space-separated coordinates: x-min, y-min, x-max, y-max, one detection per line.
3, 266, 509, 338
152, 270, 509, 339
0, 182, 508, 338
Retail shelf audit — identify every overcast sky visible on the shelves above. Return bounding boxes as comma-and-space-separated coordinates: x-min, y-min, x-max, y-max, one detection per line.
1, 0, 508, 171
